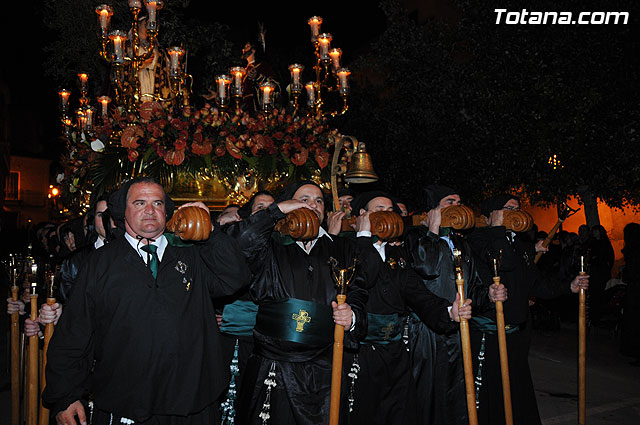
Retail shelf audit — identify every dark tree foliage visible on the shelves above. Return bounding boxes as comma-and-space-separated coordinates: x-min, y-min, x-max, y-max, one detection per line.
340, 0, 640, 214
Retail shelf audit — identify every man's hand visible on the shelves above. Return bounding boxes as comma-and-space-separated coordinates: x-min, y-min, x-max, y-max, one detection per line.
24, 318, 42, 338
488, 284, 508, 303
450, 293, 472, 322
355, 210, 372, 233
7, 298, 25, 315
40, 303, 63, 325
488, 209, 504, 227
216, 313, 223, 327
427, 207, 442, 235
56, 400, 86, 425
331, 301, 353, 329
535, 240, 549, 253
570, 274, 590, 293
179, 201, 210, 214
277, 200, 312, 215
326, 211, 346, 236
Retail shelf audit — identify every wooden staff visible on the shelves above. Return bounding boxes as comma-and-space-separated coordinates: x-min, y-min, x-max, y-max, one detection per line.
39, 274, 56, 425
10, 264, 21, 425
492, 260, 513, 425
534, 204, 577, 264
578, 257, 587, 425
329, 292, 346, 425
453, 250, 478, 425
27, 281, 39, 425
329, 262, 357, 425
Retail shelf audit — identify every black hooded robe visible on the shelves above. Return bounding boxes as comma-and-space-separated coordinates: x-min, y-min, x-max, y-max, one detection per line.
467, 225, 571, 425
404, 226, 490, 425
347, 237, 460, 425
234, 203, 368, 425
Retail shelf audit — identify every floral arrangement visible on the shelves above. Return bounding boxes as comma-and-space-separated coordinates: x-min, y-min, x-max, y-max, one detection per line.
58, 101, 340, 209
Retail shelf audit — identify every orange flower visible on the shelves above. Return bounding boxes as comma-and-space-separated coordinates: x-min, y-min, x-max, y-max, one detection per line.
315, 150, 329, 169
164, 150, 185, 166
291, 147, 309, 166
121, 125, 144, 149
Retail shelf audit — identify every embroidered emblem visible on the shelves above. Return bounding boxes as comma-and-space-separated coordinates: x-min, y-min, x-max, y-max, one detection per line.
382, 322, 395, 340
183, 277, 191, 292
175, 261, 188, 274
292, 309, 311, 332
386, 257, 397, 269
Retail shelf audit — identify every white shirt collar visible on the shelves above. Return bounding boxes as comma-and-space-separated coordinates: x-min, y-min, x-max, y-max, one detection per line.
94, 237, 105, 250
296, 226, 333, 254
124, 232, 168, 262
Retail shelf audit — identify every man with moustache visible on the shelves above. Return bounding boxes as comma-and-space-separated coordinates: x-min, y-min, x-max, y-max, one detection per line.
235, 181, 368, 425
403, 185, 504, 425
43, 177, 252, 425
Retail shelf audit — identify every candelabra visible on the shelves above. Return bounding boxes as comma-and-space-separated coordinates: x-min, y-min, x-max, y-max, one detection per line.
96, 1, 191, 112
213, 16, 351, 117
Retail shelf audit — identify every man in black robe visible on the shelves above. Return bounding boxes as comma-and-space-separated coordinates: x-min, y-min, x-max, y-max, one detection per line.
235, 181, 368, 425
346, 191, 473, 425
216, 191, 275, 424
43, 177, 252, 425
403, 185, 504, 425
467, 194, 589, 425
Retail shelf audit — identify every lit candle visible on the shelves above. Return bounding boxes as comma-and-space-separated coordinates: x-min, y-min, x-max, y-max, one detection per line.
229, 66, 245, 96
167, 47, 185, 77
337, 68, 351, 94
77, 73, 89, 93
145, 0, 159, 32
307, 16, 323, 42
76, 108, 86, 130
98, 96, 111, 117
58, 89, 71, 111
305, 82, 315, 106
580, 256, 585, 274
216, 75, 231, 102
85, 107, 95, 130
109, 31, 127, 63
317, 33, 332, 60
329, 48, 342, 71
260, 81, 275, 110
95, 5, 113, 37
288, 64, 304, 93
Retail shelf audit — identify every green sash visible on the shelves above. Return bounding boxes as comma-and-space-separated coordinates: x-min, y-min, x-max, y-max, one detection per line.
363, 313, 402, 344
470, 315, 520, 335
255, 298, 333, 346
220, 300, 259, 337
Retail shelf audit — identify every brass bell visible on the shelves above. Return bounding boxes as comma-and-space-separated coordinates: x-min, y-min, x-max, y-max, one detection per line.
345, 142, 378, 183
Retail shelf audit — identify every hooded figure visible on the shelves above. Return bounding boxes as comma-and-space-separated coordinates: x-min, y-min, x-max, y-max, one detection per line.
108, 176, 175, 238
235, 180, 369, 425
403, 184, 491, 425
466, 193, 586, 425
44, 177, 251, 425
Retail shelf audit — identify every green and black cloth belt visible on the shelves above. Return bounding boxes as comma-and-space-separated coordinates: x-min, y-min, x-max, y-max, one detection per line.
470, 316, 521, 335
255, 298, 334, 346
220, 300, 259, 337
363, 312, 403, 345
